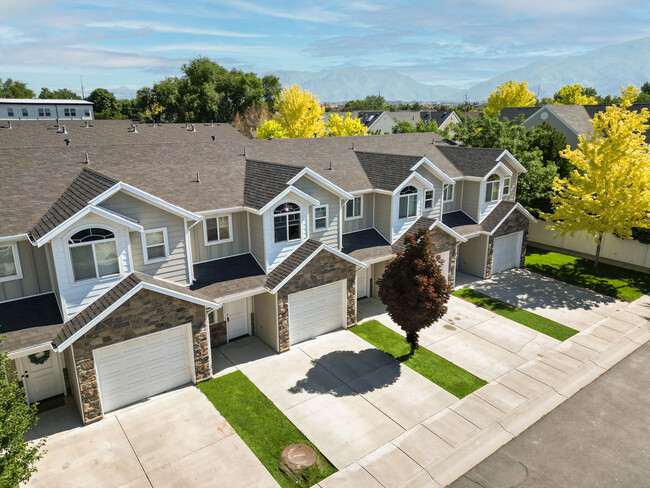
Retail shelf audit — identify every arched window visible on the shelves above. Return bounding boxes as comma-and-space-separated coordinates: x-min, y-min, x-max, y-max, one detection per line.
273, 203, 301, 243
485, 174, 500, 203
68, 228, 119, 282
398, 186, 418, 219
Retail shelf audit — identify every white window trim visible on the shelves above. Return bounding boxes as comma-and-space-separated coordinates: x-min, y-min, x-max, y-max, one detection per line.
141, 227, 170, 264
503, 177, 511, 196
398, 187, 419, 220
424, 189, 435, 210
443, 184, 455, 203
0, 242, 23, 283
485, 177, 501, 203
67, 228, 122, 284
312, 204, 329, 232
344, 196, 364, 221
203, 214, 234, 246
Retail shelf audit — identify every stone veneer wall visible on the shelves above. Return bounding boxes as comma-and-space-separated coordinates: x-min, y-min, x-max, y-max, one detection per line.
210, 320, 227, 347
485, 211, 530, 278
276, 251, 357, 353
429, 227, 459, 288
72, 289, 210, 424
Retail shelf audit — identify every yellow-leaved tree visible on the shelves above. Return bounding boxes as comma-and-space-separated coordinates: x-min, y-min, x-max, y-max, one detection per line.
257, 84, 325, 139
484, 80, 537, 116
553, 83, 597, 105
325, 112, 367, 136
542, 86, 650, 269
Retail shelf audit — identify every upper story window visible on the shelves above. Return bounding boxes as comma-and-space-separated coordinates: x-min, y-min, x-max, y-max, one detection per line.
424, 190, 434, 210
345, 196, 363, 220
142, 228, 169, 263
503, 177, 511, 196
22, 108, 28, 117
485, 174, 500, 203
205, 215, 231, 245
68, 228, 119, 282
274, 203, 301, 243
398, 186, 418, 219
0, 243, 23, 283
443, 184, 455, 202
313, 205, 328, 231
7, 108, 14, 117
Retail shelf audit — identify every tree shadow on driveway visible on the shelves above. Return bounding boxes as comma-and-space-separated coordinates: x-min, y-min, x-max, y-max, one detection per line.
289, 349, 400, 397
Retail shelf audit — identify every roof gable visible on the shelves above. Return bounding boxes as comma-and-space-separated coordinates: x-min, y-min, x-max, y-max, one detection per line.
243, 159, 304, 209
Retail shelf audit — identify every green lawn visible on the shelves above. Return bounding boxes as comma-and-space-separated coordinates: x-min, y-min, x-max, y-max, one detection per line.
197, 371, 336, 488
350, 320, 486, 398
452, 288, 578, 341
525, 247, 650, 302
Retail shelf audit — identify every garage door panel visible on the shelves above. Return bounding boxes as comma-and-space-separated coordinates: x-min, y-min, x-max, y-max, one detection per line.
493, 232, 522, 274
289, 280, 345, 346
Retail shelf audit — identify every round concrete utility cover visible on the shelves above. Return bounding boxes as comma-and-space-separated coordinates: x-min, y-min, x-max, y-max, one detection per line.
281, 443, 317, 470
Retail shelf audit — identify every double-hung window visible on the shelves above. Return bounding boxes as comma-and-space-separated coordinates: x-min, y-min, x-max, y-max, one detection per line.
443, 184, 455, 202
22, 108, 28, 117
274, 203, 301, 242
38, 108, 45, 117
398, 186, 418, 219
424, 190, 434, 210
484, 175, 500, 203
503, 177, 511, 196
0, 243, 22, 282
345, 196, 363, 220
205, 215, 231, 244
142, 228, 169, 263
68, 228, 119, 282
313, 205, 328, 231
7, 108, 14, 117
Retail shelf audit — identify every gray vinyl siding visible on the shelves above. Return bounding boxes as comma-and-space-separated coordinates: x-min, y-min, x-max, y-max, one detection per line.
249, 213, 265, 269
253, 292, 278, 351
374, 193, 392, 241
191, 211, 249, 263
100, 192, 190, 284
292, 178, 341, 249
461, 180, 481, 221
526, 111, 579, 148
343, 193, 374, 234
458, 235, 488, 277
0, 240, 52, 302
64, 347, 83, 419
498, 162, 519, 203
367, 113, 396, 134
443, 180, 462, 213
415, 166, 444, 221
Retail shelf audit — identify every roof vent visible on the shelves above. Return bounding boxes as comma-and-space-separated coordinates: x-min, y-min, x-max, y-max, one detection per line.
84, 120, 89, 128
351, 141, 355, 150
211, 135, 216, 141
65, 138, 71, 146
61, 125, 67, 134
329, 161, 333, 171
244, 146, 247, 157
210, 120, 214, 127
84, 152, 90, 164
432, 138, 436, 144
131, 124, 138, 133
7, 121, 11, 129
196, 172, 201, 183
185, 122, 189, 129
191, 124, 196, 132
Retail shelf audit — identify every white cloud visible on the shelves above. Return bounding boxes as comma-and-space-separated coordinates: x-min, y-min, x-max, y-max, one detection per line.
86, 20, 266, 38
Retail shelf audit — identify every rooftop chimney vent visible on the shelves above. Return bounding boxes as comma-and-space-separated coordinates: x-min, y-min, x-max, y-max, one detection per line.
85, 152, 90, 164
132, 124, 138, 133
329, 161, 333, 170
196, 172, 201, 183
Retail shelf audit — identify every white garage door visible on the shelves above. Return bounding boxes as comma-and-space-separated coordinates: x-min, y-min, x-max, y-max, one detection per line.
93, 325, 193, 413
492, 232, 523, 274
437, 251, 450, 281
288, 280, 345, 345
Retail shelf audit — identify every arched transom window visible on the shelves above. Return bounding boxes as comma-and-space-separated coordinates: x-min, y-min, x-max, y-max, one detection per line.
274, 203, 301, 243
68, 228, 119, 282
398, 186, 418, 219
485, 174, 500, 203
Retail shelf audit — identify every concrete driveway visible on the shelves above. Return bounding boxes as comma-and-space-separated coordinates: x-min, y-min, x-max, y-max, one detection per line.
216, 332, 457, 469
25, 387, 277, 488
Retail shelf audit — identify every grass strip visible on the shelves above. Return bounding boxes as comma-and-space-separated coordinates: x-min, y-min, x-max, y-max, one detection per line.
350, 320, 486, 398
452, 287, 578, 341
197, 371, 336, 488
525, 247, 650, 302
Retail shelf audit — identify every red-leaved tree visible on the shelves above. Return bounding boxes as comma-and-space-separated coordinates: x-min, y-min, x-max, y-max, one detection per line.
377, 227, 451, 353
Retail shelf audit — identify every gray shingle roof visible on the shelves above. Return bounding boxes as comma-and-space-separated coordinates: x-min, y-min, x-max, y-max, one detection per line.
266, 239, 322, 290
341, 229, 393, 262
480, 201, 517, 233
420, 111, 455, 126
0, 293, 63, 353
392, 217, 437, 253
243, 159, 304, 209
499, 107, 540, 121
435, 146, 505, 178
355, 151, 422, 192
191, 254, 266, 299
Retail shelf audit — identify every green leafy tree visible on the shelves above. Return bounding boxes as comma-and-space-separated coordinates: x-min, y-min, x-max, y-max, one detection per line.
38, 88, 80, 99
262, 75, 281, 110
344, 95, 387, 111
87, 88, 119, 118
0, 337, 46, 487
377, 228, 451, 353
0, 78, 35, 99
552, 83, 597, 105
392, 119, 449, 137
485, 80, 536, 116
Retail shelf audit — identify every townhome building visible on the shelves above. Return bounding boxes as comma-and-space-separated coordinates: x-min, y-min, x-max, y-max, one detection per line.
0, 120, 534, 425
0, 98, 94, 121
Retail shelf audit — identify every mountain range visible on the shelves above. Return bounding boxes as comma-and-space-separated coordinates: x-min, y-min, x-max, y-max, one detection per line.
272, 37, 650, 103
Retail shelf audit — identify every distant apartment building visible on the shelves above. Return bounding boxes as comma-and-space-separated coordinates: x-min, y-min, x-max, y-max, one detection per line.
0, 98, 94, 121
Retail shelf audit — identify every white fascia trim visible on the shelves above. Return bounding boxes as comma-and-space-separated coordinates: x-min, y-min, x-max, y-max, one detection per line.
258, 186, 320, 214
0, 233, 29, 244
56, 281, 219, 352
488, 203, 538, 236
496, 150, 527, 173
428, 221, 468, 243
34, 205, 144, 247
351, 188, 393, 196
268, 244, 367, 294
484, 161, 514, 180
410, 157, 456, 185
286, 168, 354, 200
393, 172, 435, 195
89, 182, 201, 221
8, 342, 55, 359
459, 176, 484, 182
197, 206, 258, 215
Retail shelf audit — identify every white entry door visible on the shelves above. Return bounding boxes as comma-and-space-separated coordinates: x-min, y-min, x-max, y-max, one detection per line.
356, 268, 368, 299
19, 351, 65, 403
289, 280, 345, 345
492, 232, 523, 274
94, 325, 193, 413
225, 298, 250, 341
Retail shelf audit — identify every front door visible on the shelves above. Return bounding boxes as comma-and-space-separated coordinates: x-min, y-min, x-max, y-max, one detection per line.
356, 268, 368, 299
19, 351, 65, 403
225, 299, 249, 341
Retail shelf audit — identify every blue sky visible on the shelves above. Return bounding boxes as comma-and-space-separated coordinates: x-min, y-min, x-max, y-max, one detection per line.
2, 0, 649, 98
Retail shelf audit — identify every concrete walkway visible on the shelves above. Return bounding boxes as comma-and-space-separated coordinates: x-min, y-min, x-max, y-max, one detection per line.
451, 343, 650, 488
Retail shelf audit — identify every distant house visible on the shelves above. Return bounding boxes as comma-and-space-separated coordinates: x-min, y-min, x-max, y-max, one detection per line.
419, 111, 462, 131
0, 98, 94, 121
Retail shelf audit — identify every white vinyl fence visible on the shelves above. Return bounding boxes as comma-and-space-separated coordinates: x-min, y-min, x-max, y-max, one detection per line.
528, 221, 650, 269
